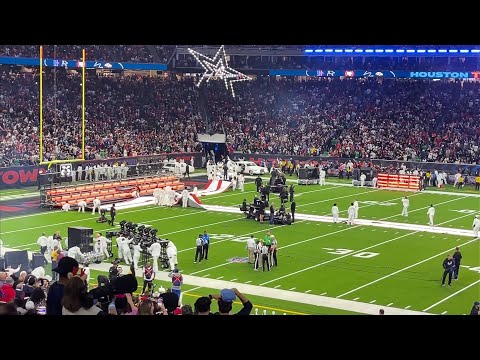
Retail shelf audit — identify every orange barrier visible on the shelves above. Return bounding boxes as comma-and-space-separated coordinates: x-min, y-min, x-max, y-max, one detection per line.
377, 173, 421, 191
46, 175, 184, 207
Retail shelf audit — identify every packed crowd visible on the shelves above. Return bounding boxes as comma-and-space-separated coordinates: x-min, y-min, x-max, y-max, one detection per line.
1, 68, 479, 167
0, 256, 253, 315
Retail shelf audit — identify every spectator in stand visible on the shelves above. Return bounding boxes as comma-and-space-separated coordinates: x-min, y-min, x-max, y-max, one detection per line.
46, 256, 79, 315
210, 288, 253, 315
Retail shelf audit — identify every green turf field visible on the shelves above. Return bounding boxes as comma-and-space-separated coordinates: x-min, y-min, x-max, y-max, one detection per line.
1, 180, 479, 315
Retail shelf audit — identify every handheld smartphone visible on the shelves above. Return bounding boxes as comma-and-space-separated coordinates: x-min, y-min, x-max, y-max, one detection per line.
36, 306, 47, 315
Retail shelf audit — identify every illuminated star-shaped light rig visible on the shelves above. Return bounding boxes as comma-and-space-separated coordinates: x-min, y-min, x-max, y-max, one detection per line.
188, 45, 252, 98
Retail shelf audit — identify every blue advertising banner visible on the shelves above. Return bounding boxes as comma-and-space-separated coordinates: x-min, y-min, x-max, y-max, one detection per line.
0, 56, 167, 71
269, 69, 480, 79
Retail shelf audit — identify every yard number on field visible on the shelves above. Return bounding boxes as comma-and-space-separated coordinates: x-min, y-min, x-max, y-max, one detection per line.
322, 248, 379, 258
360, 201, 397, 207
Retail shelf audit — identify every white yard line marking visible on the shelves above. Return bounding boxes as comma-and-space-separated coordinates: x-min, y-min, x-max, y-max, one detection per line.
1, 208, 219, 235
387, 303, 394, 306
230, 278, 237, 281
405, 305, 411, 309
216, 276, 224, 279
262, 211, 474, 287
423, 279, 480, 312
353, 297, 360, 301
274, 285, 282, 289
337, 231, 478, 298
305, 290, 312, 293
369, 300, 376, 304
441, 311, 448, 315
321, 292, 327, 295
289, 287, 296, 291
182, 286, 203, 294
245, 280, 252, 284
190, 262, 232, 275
201, 274, 210, 277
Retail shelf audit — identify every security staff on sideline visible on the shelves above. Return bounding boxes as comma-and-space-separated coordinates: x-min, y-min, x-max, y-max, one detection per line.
255, 176, 262, 192
194, 234, 204, 263
441, 254, 454, 287
109, 203, 116, 226
290, 200, 296, 223
452, 247, 462, 280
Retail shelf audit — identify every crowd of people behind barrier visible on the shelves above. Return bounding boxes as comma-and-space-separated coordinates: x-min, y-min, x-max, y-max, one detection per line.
0, 67, 479, 167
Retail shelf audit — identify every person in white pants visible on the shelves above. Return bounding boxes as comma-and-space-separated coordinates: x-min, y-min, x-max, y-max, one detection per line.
153, 188, 161, 206
232, 176, 237, 191
92, 198, 101, 215
62, 203, 71, 211
353, 200, 359, 219
132, 243, 142, 270
453, 172, 461, 187
238, 173, 245, 192
100, 235, 111, 259
319, 169, 326, 186
347, 203, 356, 225
77, 200, 87, 213
166, 240, 178, 272
181, 189, 189, 208
427, 205, 435, 226
158, 188, 166, 206
372, 177, 378, 188
332, 203, 339, 223
116, 236, 125, 260
401, 196, 409, 217
167, 188, 176, 206
360, 173, 366, 187
121, 237, 133, 265
148, 241, 161, 273
473, 215, 480, 238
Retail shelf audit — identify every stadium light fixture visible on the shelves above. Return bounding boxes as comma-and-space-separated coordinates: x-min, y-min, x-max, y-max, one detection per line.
305, 49, 314, 53
459, 49, 470, 53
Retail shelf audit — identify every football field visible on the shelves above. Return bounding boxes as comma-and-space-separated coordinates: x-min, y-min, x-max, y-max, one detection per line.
1, 179, 479, 315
